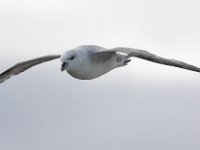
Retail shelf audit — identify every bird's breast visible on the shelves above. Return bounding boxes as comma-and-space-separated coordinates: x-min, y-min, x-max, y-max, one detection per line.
66, 60, 116, 80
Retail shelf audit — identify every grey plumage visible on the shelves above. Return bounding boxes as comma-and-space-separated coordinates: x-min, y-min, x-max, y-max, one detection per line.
0, 55, 60, 84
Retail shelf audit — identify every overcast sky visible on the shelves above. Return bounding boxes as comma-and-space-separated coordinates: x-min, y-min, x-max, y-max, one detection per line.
0, 0, 200, 150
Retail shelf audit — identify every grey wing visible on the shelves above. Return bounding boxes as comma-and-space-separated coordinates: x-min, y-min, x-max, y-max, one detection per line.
109, 47, 200, 73
91, 51, 116, 63
0, 55, 61, 84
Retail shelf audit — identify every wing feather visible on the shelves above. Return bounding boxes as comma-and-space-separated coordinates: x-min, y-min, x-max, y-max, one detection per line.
0, 55, 60, 84
109, 47, 200, 73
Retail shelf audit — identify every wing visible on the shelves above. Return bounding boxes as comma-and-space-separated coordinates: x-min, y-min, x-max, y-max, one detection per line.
108, 47, 200, 73
91, 51, 116, 63
0, 55, 61, 84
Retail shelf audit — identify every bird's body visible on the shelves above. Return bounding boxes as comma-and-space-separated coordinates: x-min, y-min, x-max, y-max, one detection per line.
0, 45, 199, 84
61, 45, 130, 79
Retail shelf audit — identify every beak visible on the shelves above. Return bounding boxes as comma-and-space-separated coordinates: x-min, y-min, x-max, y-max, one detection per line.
61, 62, 68, 72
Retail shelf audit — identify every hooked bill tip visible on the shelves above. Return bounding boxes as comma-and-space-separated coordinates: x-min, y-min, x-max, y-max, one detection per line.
61, 67, 65, 72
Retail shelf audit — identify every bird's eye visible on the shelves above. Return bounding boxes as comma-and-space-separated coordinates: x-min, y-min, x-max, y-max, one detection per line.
69, 55, 75, 60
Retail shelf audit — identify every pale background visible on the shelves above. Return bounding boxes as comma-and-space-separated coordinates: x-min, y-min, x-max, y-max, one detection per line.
0, 0, 200, 150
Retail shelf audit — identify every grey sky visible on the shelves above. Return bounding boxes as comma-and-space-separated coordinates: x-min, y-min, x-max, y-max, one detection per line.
0, 0, 200, 150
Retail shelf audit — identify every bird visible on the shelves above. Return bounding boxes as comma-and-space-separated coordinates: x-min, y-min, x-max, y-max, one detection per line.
0, 45, 199, 84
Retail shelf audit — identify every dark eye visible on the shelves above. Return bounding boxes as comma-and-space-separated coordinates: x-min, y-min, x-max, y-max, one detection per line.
69, 55, 75, 60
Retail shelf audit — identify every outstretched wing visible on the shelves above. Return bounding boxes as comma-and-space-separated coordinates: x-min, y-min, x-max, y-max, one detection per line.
0, 55, 61, 84
108, 47, 200, 73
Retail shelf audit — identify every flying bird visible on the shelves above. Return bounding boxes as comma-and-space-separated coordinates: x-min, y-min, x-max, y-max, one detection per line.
0, 45, 199, 84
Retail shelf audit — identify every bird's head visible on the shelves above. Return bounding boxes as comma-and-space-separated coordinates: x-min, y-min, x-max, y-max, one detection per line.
60, 50, 78, 72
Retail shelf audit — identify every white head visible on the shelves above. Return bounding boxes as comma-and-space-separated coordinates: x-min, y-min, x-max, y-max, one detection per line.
60, 50, 77, 72
60, 46, 92, 79
60, 45, 104, 73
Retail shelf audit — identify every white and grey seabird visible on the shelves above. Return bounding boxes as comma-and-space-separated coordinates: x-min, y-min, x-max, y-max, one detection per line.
0, 45, 199, 84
